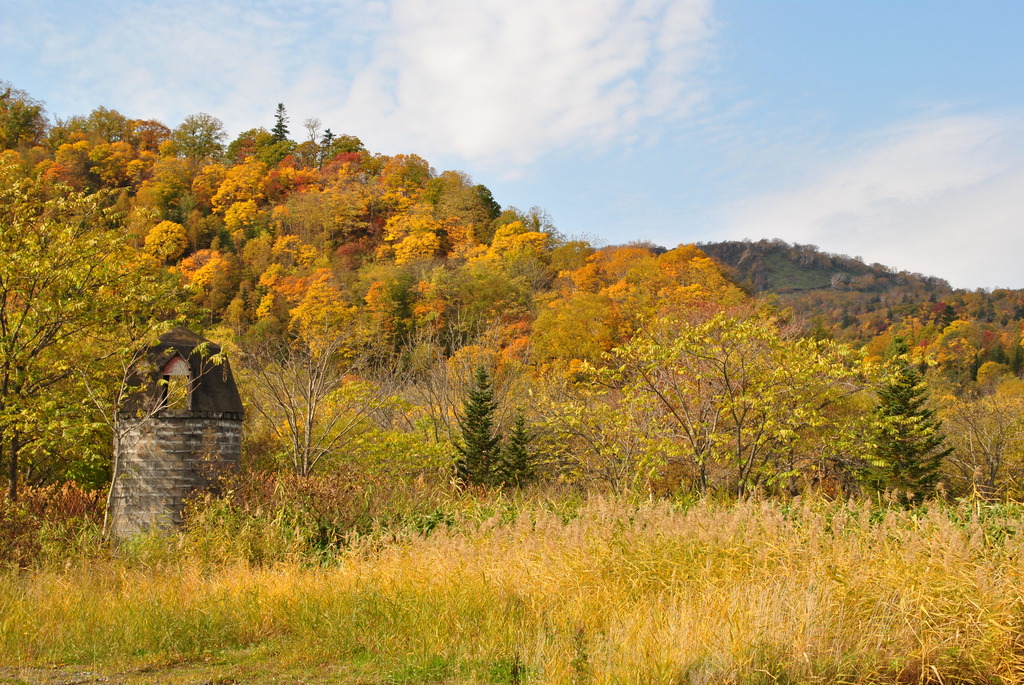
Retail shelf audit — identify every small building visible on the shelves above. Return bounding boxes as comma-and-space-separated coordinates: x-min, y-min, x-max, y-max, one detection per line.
107, 327, 244, 537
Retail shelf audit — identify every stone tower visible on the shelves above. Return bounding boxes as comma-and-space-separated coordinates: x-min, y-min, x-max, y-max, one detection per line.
107, 327, 244, 536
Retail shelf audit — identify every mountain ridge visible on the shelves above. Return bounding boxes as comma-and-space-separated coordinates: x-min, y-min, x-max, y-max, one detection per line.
697, 239, 953, 296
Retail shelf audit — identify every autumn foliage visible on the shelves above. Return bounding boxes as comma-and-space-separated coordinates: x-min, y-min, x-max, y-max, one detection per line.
2, 85, 1024, 505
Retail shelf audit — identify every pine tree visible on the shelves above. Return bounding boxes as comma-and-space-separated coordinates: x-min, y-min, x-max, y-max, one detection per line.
497, 410, 534, 487
455, 366, 501, 485
318, 128, 335, 168
864, 338, 952, 504
271, 103, 289, 142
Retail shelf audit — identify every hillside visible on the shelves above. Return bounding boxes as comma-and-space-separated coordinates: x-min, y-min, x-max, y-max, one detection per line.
700, 238, 1024, 379
698, 239, 952, 296
3, 81, 1024, 507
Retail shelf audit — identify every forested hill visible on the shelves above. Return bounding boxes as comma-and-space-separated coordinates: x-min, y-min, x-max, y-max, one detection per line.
700, 239, 1024, 375
698, 239, 952, 296
5, 79, 1024, 502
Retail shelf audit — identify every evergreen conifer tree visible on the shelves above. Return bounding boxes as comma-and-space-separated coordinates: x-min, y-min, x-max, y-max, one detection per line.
864, 338, 952, 503
498, 410, 534, 487
455, 366, 501, 485
318, 128, 335, 168
271, 103, 290, 142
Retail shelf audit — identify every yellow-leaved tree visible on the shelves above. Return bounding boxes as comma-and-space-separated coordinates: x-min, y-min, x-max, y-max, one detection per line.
0, 151, 188, 499
241, 270, 394, 476
611, 313, 866, 495
383, 204, 444, 265
143, 220, 188, 263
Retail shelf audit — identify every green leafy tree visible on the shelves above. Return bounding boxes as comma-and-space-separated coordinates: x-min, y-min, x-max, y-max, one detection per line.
864, 338, 952, 503
455, 365, 501, 485
79, 107, 133, 144
531, 372, 659, 493
172, 112, 227, 163
0, 152, 184, 500
0, 82, 47, 151
613, 313, 865, 495
226, 127, 294, 168
327, 133, 365, 158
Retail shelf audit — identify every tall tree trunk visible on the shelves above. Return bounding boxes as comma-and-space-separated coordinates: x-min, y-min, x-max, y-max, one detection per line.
103, 431, 123, 537
6, 433, 20, 502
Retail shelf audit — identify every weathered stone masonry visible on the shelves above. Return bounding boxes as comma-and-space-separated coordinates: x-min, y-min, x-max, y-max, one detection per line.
107, 327, 244, 537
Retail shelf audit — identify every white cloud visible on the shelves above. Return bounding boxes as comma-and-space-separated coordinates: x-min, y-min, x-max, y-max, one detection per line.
8, 0, 712, 170
718, 113, 1024, 289
333, 0, 714, 168
8, 0, 375, 131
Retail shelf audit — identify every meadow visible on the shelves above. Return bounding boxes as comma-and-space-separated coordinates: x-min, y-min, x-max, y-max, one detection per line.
3, 485, 1024, 684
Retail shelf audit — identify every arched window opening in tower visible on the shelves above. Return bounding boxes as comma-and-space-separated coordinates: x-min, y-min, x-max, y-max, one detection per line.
161, 354, 191, 411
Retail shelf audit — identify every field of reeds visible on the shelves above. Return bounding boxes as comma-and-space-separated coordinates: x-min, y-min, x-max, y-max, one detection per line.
4, 481, 1024, 683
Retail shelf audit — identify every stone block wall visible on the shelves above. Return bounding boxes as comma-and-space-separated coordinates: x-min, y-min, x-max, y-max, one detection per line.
108, 411, 242, 537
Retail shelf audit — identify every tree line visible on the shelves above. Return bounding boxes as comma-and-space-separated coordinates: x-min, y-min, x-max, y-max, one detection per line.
1, 81, 1019, 504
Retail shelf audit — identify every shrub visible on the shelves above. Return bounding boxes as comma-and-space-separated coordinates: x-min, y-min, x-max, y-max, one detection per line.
181, 468, 461, 564
0, 483, 104, 566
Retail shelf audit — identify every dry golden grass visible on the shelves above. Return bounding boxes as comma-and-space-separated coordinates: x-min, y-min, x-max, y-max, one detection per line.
4, 496, 1024, 683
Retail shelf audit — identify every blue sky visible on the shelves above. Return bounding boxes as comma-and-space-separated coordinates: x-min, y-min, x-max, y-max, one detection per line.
3, 0, 1023, 289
